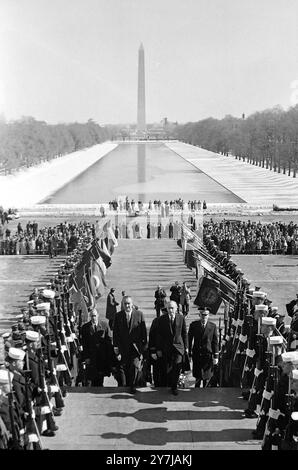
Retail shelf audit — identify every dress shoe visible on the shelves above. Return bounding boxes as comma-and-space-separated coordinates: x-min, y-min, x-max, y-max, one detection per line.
42, 430, 56, 437
129, 387, 137, 394
53, 409, 62, 417
171, 388, 178, 396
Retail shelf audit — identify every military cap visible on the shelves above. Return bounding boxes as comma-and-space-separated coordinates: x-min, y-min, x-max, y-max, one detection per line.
261, 317, 276, 326
41, 289, 55, 300
30, 315, 46, 325
38, 287, 46, 291
27, 300, 34, 305
269, 336, 283, 345
25, 331, 39, 342
8, 347, 25, 361
14, 314, 23, 320
281, 351, 298, 364
253, 291, 267, 298
0, 369, 14, 384
36, 303, 51, 312
255, 304, 268, 312
2, 332, 11, 339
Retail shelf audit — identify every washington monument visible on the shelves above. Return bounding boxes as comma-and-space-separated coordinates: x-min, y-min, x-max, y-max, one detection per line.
137, 43, 146, 135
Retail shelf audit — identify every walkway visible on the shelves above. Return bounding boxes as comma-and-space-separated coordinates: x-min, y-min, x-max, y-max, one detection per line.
167, 142, 298, 208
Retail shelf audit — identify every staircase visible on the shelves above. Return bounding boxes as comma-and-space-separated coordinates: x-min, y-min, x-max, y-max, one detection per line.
98, 239, 199, 330
42, 239, 258, 450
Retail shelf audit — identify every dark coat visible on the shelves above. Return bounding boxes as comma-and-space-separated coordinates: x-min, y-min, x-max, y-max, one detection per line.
112, 309, 147, 362
81, 319, 113, 377
154, 289, 167, 309
156, 313, 188, 358
188, 320, 218, 379
148, 317, 160, 354
106, 292, 119, 320
169, 285, 181, 304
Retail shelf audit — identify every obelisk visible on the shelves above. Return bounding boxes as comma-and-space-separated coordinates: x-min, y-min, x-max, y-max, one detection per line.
137, 43, 146, 135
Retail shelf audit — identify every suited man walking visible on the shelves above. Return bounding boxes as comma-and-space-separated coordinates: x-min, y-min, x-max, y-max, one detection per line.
113, 296, 147, 394
81, 308, 113, 386
180, 281, 192, 316
156, 301, 188, 395
188, 308, 219, 388
154, 285, 167, 318
106, 287, 119, 330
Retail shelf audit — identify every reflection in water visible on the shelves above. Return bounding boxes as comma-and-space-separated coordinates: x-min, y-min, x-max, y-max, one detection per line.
137, 143, 146, 202
42, 143, 245, 204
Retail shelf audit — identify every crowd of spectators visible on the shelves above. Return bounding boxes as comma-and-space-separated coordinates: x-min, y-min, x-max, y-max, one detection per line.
0, 220, 97, 256
108, 197, 207, 213
204, 219, 298, 255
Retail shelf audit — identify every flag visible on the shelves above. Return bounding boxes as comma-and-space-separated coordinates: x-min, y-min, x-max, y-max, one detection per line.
194, 276, 222, 314
90, 239, 111, 268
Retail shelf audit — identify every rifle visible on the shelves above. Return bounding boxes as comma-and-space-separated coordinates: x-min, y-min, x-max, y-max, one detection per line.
45, 316, 65, 411
23, 351, 43, 449
7, 368, 22, 450
241, 313, 254, 389
36, 345, 56, 434
261, 352, 282, 450
245, 317, 265, 417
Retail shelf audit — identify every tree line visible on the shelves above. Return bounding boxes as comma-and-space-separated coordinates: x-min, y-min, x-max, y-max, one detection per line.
174, 105, 298, 177
0, 117, 109, 174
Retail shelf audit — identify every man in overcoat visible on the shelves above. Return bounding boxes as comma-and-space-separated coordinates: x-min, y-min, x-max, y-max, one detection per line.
156, 301, 188, 395
81, 308, 113, 386
106, 287, 119, 330
112, 296, 147, 393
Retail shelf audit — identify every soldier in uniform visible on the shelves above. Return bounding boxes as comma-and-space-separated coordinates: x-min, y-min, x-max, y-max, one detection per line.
188, 308, 219, 387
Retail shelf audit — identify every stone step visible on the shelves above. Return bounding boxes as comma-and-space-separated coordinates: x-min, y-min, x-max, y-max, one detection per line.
42, 386, 259, 450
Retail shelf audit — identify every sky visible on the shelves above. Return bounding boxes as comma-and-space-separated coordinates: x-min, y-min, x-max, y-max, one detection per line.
1, 0, 298, 125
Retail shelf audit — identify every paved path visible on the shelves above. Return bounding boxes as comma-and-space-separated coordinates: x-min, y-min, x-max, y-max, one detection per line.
167, 142, 298, 208
42, 387, 259, 450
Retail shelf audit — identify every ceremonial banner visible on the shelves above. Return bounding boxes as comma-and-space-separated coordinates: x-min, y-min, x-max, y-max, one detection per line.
194, 276, 222, 314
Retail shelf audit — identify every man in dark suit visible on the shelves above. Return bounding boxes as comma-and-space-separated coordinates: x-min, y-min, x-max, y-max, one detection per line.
156, 301, 188, 395
170, 281, 181, 313
188, 308, 219, 387
81, 308, 113, 386
154, 285, 167, 318
106, 287, 119, 330
112, 296, 147, 394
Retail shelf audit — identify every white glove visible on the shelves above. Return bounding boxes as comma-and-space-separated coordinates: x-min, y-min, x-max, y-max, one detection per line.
151, 353, 157, 360
213, 358, 218, 365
